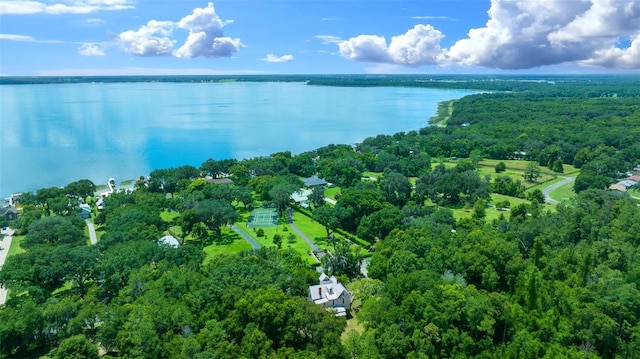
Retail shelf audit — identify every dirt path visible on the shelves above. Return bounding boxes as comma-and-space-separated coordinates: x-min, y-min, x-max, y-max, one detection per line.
0, 228, 15, 305
542, 176, 576, 205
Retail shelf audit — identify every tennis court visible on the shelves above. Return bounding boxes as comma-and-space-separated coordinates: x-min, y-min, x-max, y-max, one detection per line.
247, 208, 279, 228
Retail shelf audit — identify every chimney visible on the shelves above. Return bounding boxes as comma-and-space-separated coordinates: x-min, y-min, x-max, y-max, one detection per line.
318, 287, 322, 296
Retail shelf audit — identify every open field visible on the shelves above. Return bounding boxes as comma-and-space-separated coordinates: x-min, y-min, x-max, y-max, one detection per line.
548, 181, 577, 204
6, 234, 25, 257
325, 186, 341, 200
203, 227, 253, 261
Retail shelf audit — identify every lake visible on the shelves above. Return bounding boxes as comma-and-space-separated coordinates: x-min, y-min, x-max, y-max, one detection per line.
0, 81, 476, 196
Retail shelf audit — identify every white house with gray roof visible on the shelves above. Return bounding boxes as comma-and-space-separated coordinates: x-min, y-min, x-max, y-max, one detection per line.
308, 273, 352, 316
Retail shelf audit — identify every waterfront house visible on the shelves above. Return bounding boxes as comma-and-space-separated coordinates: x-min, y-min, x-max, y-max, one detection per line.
303, 175, 328, 187
0, 206, 18, 221
78, 204, 91, 219
308, 273, 353, 316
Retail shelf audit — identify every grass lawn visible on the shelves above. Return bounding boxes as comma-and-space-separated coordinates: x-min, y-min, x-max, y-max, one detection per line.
236, 213, 320, 264
160, 210, 180, 222
627, 188, 640, 199
325, 186, 341, 200
203, 227, 253, 262
6, 234, 25, 257
548, 181, 577, 204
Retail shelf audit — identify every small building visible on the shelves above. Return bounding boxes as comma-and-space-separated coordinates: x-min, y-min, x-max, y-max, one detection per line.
308, 273, 353, 316
291, 189, 312, 208
303, 175, 328, 187
78, 203, 92, 219
158, 235, 180, 248
0, 206, 18, 221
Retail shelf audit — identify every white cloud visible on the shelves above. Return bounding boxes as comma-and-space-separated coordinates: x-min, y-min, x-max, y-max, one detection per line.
339, 0, 640, 70
174, 2, 243, 58
316, 35, 343, 45
78, 43, 105, 56
0, 33, 35, 41
86, 18, 105, 24
339, 25, 445, 66
117, 20, 175, 56
411, 16, 451, 20
0, 0, 133, 15
262, 53, 294, 63
0, 33, 63, 43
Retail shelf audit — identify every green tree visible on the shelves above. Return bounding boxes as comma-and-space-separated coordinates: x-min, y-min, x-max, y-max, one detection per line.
495, 161, 506, 173
55, 335, 99, 359
273, 234, 282, 249
523, 162, 541, 182
196, 199, 239, 238
378, 171, 412, 207
309, 185, 326, 208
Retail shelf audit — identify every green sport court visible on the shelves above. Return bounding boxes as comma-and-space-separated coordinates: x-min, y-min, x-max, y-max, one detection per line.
247, 208, 279, 228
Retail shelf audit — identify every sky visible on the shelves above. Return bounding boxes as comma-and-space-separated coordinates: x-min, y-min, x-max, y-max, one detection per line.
0, 0, 639, 75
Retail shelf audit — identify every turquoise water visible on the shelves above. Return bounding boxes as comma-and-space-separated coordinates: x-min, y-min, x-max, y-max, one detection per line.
0, 81, 475, 195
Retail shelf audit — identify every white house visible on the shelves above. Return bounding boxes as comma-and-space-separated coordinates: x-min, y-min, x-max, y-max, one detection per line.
158, 235, 180, 248
308, 273, 353, 316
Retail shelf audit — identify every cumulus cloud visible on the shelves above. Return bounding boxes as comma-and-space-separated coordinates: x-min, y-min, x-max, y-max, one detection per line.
0, 0, 133, 15
262, 53, 294, 63
78, 43, 105, 56
174, 2, 243, 58
339, 24, 445, 66
339, 0, 640, 70
117, 20, 175, 56
116, 2, 243, 59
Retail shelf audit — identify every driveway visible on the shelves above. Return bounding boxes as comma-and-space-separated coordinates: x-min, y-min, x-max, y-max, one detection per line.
289, 222, 319, 251
0, 227, 15, 305
231, 225, 260, 249
86, 220, 98, 245
542, 176, 576, 205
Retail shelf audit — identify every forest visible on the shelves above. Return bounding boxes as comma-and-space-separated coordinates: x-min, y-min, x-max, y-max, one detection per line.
1, 76, 640, 358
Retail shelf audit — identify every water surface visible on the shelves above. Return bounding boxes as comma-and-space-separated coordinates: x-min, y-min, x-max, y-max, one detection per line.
0, 81, 475, 195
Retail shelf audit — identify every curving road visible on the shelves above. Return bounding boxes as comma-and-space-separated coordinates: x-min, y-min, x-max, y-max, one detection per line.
542, 176, 576, 205
231, 225, 260, 249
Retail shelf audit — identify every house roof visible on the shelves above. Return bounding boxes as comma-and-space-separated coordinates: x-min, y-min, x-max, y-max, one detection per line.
0, 206, 18, 216
158, 235, 180, 248
309, 273, 349, 302
291, 189, 311, 203
303, 175, 327, 187
609, 184, 627, 192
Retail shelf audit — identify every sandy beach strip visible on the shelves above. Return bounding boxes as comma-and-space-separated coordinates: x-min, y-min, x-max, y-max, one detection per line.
0, 227, 14, 305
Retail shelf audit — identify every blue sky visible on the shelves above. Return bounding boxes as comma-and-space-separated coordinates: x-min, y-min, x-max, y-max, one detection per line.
1, 0, 639, 75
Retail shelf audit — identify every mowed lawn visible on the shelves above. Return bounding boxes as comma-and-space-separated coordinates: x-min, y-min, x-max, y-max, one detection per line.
548, 181, 577, 204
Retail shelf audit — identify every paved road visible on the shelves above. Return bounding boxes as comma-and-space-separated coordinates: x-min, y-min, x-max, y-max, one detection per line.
86, 220, 98, 245
542, 176, 576, 205
0, 228, 15, 305
231, 225, 260, 249
289, 222, 319, 251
